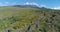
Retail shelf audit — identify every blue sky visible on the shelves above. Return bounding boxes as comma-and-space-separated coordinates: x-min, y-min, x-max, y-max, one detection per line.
0, 0, 60, 9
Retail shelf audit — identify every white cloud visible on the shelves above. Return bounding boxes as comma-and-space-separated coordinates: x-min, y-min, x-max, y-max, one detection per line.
4, 2, 10, 6
11, 2, 17, 5
24, 2, 39, 6
24, 2, 47, 7
0, 2, 10, 6
5, 2, 9, 4
51, 7, 60, 9
0, 2, 3, 4
0, 2, 4, 6
40, 4, 46, 7
0, 2, 17, 6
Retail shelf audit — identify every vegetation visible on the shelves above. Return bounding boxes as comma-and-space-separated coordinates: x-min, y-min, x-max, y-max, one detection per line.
0, 6, 60, 32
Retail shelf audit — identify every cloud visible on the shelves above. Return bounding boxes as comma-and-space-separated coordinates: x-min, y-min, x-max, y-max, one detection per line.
0, 2, 10, 6
0, 2, 4, 6
40, 4, 46, 7
24, 2, 47, 7
5, 2, 9, 4
0, 2, 17, 6
0, 2, 3, 4
11, 2, 17, 5
4, 2, 10, 6
51, 7, 60, 9
24, 2, 39, 6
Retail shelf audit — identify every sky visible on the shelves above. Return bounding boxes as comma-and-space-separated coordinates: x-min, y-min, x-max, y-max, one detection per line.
0, 0, 60, 9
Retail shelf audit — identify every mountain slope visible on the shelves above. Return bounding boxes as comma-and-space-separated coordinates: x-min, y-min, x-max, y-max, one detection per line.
0, 6, 60, 32
12, 5, 40, 8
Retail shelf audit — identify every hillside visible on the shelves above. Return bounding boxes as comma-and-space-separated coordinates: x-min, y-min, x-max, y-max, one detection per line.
0, 5, 60, 32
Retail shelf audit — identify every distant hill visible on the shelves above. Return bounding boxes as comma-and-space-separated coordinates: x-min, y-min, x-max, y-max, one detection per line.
12, 5, 40, 9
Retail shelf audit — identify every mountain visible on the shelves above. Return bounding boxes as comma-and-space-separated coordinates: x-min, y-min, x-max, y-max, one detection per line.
12, 5, 40, 8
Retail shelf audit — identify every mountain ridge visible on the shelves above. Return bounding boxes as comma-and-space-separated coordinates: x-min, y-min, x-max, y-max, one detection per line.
12, 5, 40, 8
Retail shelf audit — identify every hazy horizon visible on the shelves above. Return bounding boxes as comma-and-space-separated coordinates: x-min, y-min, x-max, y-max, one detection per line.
0, 0, 60, 9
